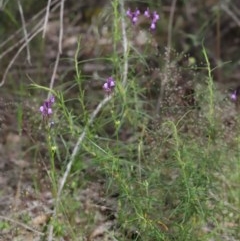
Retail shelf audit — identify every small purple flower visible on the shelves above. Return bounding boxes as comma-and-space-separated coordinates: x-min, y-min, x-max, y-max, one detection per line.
126, 8, 141, 24
144, 8, 160, 30
144, 8, 150, 18
152, 11, 160, 22
150, 22, 156, 30
40, 95, 55, 117
103, 77, 115, 94
230, 91, 237, 101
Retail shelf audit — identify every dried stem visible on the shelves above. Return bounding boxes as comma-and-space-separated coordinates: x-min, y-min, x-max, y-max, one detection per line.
120, 0, 129, 87
47, 0, 129, 240
0, 0, 61, 88
42, 0, 52, 38
0, 0, 59, 51
59, 0, 65, 54
156, 0, 177, 115
221, 3, 240, 27
17, 0, 31, 65
0, 215, 44, 235
0, 26, 43, 87
48, 0, 65, 96
48, 51, 60, 98
0, 14, 43, 60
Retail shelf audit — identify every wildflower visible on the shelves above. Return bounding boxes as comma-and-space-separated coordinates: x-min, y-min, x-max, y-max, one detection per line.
126, 8, 141, 24
103, 77, 115, 94
39, 95, 55, 117
144, 8, 150, 18
230, 91, 237, 101
144, 8, 160, 30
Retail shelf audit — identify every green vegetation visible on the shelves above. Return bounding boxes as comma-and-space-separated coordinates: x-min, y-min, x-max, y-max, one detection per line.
0, 0, 239, 240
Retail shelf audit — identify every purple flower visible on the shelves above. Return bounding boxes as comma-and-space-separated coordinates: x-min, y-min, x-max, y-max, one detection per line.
152, 11, 160, 22
103, 77, 115, 94
230, 91, 237, 101
40, 95, 55, 117
144, 8, 160, 30
126, 8, 141, 24
150, 22, 156, 30
144, 8, 150, 18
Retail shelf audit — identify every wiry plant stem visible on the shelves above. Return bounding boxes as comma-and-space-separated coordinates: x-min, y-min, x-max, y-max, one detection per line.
156, 0, 177, 115
0, 26, 43, 87
47, 0, 129, 240
17, 0, 31, 65
59, 0, 65, 54
42, 0, 52, 38
0, 215, 44, 235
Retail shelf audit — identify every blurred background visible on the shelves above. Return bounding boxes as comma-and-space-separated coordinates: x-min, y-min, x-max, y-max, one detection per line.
0, 0, 240, 91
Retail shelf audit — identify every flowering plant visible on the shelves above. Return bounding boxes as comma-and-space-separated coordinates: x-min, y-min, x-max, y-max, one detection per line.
39, 95, 55, 118
144, 8, 160, 30
103, 77, 115, 94
126, 8, 141, 24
